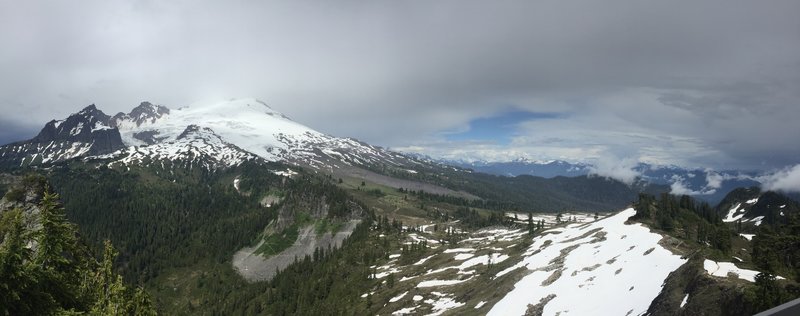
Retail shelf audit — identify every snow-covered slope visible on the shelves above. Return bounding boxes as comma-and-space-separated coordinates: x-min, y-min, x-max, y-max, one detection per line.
489, 208, 686, 316
368, 209, 690, 316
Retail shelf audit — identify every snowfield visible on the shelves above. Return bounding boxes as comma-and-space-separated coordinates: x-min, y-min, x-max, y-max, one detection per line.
488, 208, 686, 316
107, 98, 419, 170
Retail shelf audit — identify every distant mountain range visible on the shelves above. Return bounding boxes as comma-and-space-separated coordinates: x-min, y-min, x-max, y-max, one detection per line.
445, 159, 769, 205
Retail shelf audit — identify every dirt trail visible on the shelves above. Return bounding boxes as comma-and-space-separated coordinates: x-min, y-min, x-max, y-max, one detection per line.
232, 219, 361, 282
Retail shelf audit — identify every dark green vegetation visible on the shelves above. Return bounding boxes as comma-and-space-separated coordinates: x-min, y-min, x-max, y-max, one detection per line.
47, 162, 282, 283
633, 193, 733, 255
748, 192, 800, 311
0, 175, 156, 315
32, 160, 382, 314
254, 225, 299, 256
634, 192, 800, 315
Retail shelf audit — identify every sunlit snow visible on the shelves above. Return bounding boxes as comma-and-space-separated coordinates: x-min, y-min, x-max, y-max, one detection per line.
488, 208, 686, 316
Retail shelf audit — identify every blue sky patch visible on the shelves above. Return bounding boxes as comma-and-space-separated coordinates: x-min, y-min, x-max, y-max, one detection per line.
445, 110, 565, 145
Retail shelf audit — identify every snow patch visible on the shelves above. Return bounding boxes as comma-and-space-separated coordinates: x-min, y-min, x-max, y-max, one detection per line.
391, 307, 416, 315
703, 260, 766, 282
417, 278, 472, 288
680, 294, 689, 308
443, 248, 475, 253
722, 203, 744, 223
414, 254, 437, 266
389, 291, 407, 303
424, 294, 465, 316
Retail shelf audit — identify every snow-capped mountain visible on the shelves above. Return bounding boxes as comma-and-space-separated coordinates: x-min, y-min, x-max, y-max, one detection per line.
0, 98, 417, 171
0, 104, 125, 167
451, 158, 591, 178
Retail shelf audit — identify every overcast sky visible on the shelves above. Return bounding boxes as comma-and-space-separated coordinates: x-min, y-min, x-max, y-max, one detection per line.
1, 0, 799, 173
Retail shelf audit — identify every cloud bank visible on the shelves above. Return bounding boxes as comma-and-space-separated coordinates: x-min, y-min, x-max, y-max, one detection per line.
760, 165, 800, 193
0, 1, 798, 171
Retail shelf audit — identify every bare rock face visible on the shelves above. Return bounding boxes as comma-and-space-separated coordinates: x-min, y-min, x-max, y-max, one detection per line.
0, 174, 48, 246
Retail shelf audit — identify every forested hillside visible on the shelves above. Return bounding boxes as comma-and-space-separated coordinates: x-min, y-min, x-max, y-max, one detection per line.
632, 192, 800, 315
0, 174, 156, 315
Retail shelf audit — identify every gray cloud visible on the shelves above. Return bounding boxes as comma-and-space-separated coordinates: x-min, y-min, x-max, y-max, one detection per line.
1, 0, 798, 170
0, 119, 39, 146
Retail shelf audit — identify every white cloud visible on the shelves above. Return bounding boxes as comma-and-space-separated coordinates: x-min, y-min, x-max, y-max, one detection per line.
704, 170, 723, 190
669, 175, 716, 195
759, 164, 800, 193
669, 179, 700, 195
588, 156, 641, 185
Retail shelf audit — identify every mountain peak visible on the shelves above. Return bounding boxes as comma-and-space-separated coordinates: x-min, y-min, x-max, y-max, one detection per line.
112, 101, 170, 128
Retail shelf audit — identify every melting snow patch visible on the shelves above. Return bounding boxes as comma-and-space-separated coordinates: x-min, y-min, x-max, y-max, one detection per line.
389, 254, 401, 259
273, 168, 298, 177
427, 254, 509, 276
454, 253, 474, 260
414, 254, 437, 266
391, 307, 416, 315
374, 267, 401, 279
680, 294, 689, 308
443, 248, 475, 253
703, 260, 782, 282
739, 234, 755, 241
746, 198, 759, 204
389, 291, 407, 303
417, 278, 472, 288
424, 295, 465, 316
722, 203, 744, 222
413, 295, 423, 301
475, 301, 487, 309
